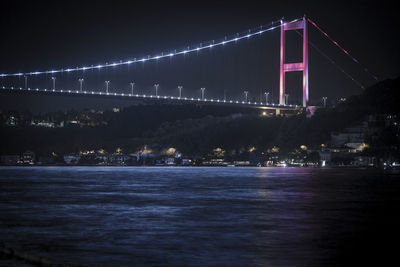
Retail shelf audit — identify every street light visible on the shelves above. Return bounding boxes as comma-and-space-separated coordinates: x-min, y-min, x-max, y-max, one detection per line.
154, 83, 159, 96
322, 97, 328, 108
51, 77, 56, 91
284, 94, 289, 105
244, 91, 249, 102
130, 82, 135, 95
105, 80, 110, 93
24, 75, 27, 90
223, 89, 227, 101
178, 86, 183, 98
78, 78, 84, 92
264, 92, 270, 105
200, 87, 205, 100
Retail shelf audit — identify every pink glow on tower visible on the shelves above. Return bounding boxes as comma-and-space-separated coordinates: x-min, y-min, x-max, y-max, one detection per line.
279, 16, 309, 107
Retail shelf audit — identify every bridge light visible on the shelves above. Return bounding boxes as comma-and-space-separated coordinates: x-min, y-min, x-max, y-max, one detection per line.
78, 78, 84, 92
200, 87, 205, 100
51, 76, 56, 91
0, 21, 295, 77
178, 86, 183, 98
105, 80, 110, 93
154, 84, 159, 96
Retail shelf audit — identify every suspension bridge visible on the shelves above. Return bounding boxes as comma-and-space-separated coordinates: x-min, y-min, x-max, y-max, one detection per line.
0, 16, 376, 114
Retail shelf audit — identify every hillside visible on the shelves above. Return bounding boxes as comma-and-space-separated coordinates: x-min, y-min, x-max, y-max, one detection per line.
0, 77, 399, 157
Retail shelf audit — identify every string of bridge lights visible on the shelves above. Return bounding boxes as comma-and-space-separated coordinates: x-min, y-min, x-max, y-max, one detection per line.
307, 18, 379, 82
0, 85, 302, 108
294, 29, 365, 89
0, 18, 302, 77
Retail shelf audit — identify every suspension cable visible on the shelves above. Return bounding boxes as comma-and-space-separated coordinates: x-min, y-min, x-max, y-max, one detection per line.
308, 18, 378, 82
295, 30, 365, 89
0, 18, 297, 77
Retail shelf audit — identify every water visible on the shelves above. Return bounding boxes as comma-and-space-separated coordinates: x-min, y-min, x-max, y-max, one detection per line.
0, 167, 399, 266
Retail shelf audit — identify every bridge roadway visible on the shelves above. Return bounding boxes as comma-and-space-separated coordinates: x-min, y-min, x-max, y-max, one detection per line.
0, 86, 304, 115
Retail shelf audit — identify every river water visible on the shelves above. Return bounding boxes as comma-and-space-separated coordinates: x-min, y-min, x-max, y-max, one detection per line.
0, 167, 399, 266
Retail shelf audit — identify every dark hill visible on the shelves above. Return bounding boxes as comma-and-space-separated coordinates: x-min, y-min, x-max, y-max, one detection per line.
0, 77, 399, 156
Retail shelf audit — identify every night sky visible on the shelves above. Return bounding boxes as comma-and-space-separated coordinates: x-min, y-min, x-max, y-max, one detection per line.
0, 0, 398, 112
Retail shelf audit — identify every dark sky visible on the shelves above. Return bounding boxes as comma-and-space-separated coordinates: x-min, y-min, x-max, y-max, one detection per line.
0, 0, 398, 112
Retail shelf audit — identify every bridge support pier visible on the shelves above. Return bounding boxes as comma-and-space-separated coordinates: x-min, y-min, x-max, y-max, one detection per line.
275, 108, 281, 116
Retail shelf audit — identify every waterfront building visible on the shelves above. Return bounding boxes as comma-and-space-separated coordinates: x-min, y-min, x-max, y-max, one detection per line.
22, 150, 35, 165
63, 154, 81, 165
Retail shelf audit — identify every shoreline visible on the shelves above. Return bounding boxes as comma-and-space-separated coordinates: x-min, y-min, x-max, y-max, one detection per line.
0, 164, 379, 169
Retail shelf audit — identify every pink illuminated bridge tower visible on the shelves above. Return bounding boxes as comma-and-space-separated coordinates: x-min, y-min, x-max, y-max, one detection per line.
279, 16, 309, 107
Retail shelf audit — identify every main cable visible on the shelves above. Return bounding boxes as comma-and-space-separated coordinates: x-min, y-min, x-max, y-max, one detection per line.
308, 18, 378, 82
0, 18, 300, 77
295, 30, 365, 89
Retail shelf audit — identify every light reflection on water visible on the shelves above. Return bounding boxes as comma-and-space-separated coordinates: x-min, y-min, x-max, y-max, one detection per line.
0, 166, 399, 266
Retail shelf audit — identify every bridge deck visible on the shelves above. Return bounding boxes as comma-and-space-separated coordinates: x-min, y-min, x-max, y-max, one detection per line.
0, 86, 303, 111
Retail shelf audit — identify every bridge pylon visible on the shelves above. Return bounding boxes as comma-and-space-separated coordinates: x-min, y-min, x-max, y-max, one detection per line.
279, 16, 309, 107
